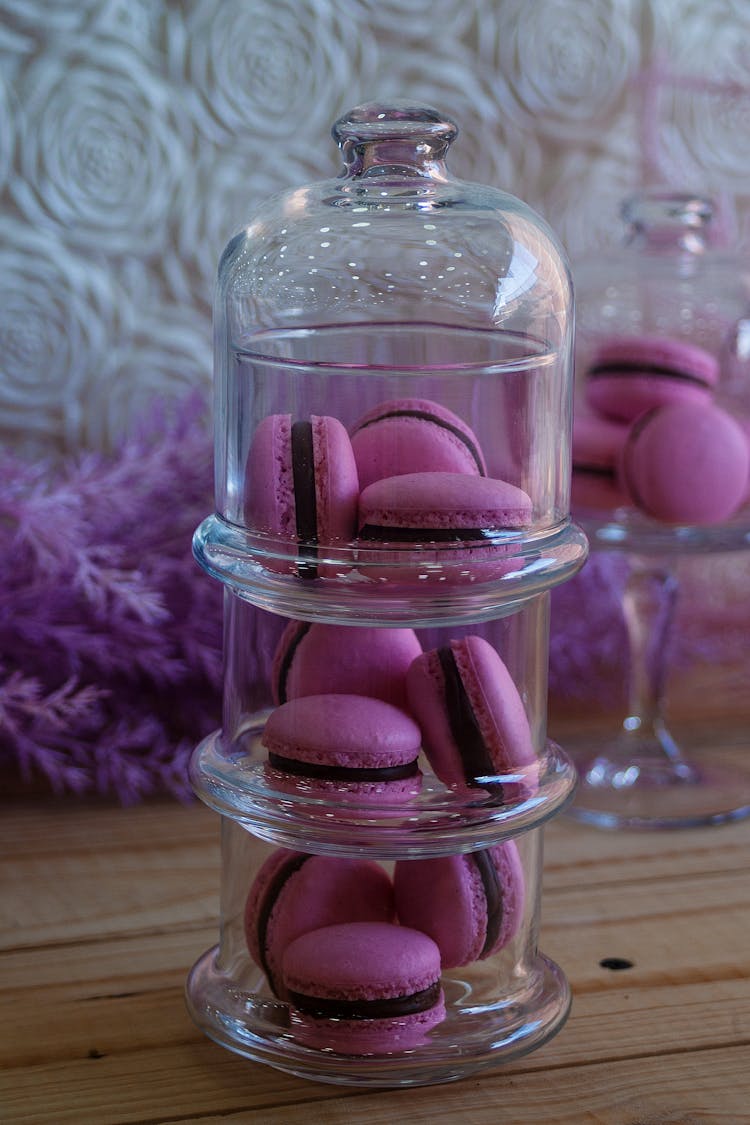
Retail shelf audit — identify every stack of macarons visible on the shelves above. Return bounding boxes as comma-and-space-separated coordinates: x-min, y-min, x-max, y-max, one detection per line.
244, 838, 525, 1054
244, 397, 534, 580
574, 334, 750, 525
260, 621, 537, 803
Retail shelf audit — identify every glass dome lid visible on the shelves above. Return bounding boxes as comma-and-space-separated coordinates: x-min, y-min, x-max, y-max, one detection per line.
198, 102, 586, 625
218, 101, 572, 354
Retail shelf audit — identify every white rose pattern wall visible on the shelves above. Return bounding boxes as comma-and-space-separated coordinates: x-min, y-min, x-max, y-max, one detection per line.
1, 0, 749, 454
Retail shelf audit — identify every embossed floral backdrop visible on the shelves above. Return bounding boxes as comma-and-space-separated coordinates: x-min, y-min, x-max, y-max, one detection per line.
2, 0, 750, 454
2, 0, 750, 799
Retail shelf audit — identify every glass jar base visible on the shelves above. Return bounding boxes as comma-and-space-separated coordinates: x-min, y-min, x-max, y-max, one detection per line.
193, 514, 588, 627
185, 945, 571, 1088
565, 736, 750, 829
190, 729, 577, 855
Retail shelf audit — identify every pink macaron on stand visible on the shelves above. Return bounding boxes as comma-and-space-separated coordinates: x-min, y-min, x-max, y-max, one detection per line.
186, 102, 588, 1086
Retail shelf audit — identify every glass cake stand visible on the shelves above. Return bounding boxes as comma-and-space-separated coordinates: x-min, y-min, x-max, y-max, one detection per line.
565, 507, 750, 829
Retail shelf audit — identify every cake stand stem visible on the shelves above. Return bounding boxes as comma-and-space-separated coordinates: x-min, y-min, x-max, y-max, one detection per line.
583, 557, 699, 788
568, 547, 750, 828
615, 558, 694, 778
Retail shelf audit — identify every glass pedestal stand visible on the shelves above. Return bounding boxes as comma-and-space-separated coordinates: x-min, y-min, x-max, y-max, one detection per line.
567, 514, 750, 830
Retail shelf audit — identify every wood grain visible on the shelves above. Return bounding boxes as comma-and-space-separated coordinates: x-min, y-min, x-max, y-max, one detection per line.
1, 792, 749, 1125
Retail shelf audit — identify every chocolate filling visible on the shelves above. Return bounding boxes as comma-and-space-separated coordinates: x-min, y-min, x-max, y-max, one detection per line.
256, 852, 311, 992
472, 849, 504, 957
436, 646, 496, 787
355, 407, 486, 475
291, 420, 318, 580
289, 980, 441, 1021
572, 463, 617, 479
358, 525, 496, 543
588, 361, 708, 388
275, 622, 311, 704
268, 753, 419, 782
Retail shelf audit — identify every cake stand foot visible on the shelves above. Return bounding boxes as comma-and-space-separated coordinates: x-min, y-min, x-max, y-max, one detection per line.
566, 730, 750, 829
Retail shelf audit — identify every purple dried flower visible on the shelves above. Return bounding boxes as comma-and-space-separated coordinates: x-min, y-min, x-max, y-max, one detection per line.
0, 392, 222, 804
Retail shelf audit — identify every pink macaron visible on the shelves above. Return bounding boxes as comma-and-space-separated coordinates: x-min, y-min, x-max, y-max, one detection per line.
393, 841, 525, 969
584, 335, 719, 423
244, 413, 359, 578
271, 620, 422, 710
571, 408, 629, 514
262, 693, 423, 800
357, 471, 533, 584
245, 849, 395, 998
350, 397, 487, 490
282, 921, 445, 1054
406, 635, 536, 795
619, 400, 750, 525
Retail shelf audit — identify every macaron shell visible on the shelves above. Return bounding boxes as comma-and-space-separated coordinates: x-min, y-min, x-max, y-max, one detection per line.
393, 841, 525, 969
264, 765, 423, 804
244, 413, 295, 536
485, 840, 526, 956
282, 922, 445, 1053
570, 407, 631, 514
455, 636, 536, 770
571, 468, 629, 516
619, 401, 750, 524
262, 694, 422, 770
406, 648, 478, 788
311, 414, 359, 542
350, 397, 487, 489
244, 413, 359, 577
288, 997, 446, 1055
589, 335, 720, 385
356, 543, 524, 587
284, 921, 441, 999
588, 375, 711, 424
406, 636, 536, 791
244, 852, 395, 999
244, 847, 302, 973
572, 409, 629, 471
271, 620, 422, 709
394, 852, 486, 968
356, 471, 533, 586
358, 471, 533, 533
585, 335, 719, 423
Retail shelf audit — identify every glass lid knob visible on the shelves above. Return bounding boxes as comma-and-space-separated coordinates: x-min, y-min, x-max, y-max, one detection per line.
332, 101, 458, 177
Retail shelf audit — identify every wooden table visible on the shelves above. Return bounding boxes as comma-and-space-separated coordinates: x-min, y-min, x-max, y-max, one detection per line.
1, 785, 749, 1124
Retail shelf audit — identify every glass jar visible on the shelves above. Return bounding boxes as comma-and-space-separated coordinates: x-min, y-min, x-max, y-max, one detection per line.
187, 102, 583, 1084
191, 595, 575, 843
194, 100, 586, 622
186, 816, 568, 1087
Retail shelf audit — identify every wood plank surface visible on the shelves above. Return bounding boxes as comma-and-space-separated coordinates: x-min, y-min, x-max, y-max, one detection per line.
1, 792, 749, 1125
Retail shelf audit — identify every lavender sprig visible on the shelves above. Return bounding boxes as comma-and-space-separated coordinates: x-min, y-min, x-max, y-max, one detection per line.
0, 392, 222, 803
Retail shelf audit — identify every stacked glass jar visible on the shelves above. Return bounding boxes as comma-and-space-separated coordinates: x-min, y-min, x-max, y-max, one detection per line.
186, 103, 588, 1086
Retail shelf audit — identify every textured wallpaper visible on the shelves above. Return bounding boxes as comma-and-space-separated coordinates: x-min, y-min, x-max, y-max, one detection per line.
2, 0, 750, 454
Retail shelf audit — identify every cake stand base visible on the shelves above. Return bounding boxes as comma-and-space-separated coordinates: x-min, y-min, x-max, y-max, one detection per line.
566, 734, 750, 830
185, 946, 571, 1088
